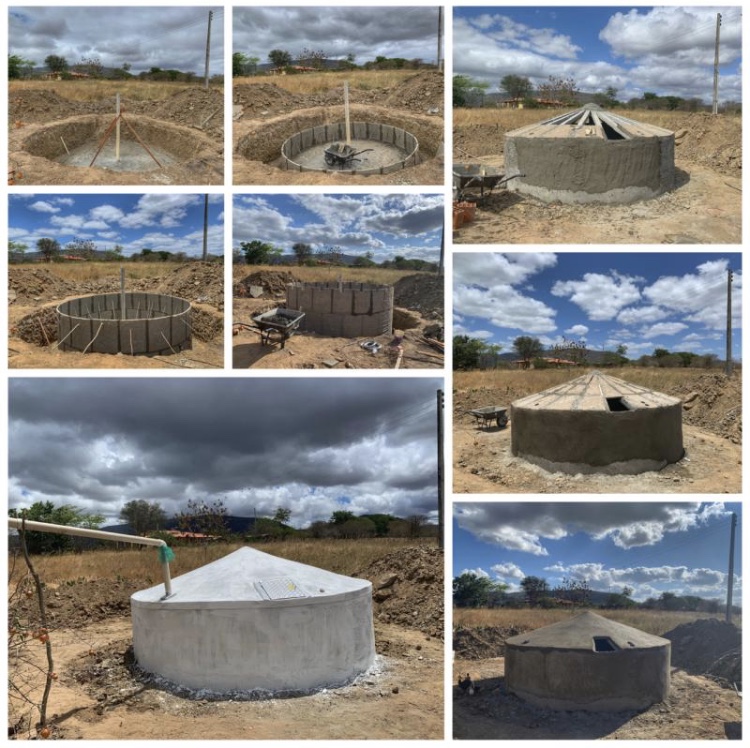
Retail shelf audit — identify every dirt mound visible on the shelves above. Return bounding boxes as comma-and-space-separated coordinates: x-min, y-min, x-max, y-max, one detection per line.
453, 625, 523, 659
191, 304, 223, 342
393, 273, 444, 318
669, 371, 742, 443
385, 72, 444, 114
145, 88, 224, 136
358, 546, 443, 639
9, 267, 78, 303
234, 270, 297, 298
233, 83, 301, 117
664, 618, 742, 687
156, 262, 223, 309
14, 305, 59, 345
8, 89, 91, 124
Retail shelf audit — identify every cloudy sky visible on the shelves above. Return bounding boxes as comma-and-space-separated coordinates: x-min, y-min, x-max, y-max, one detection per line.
454, 6, 742, 103
9, 6, 224, 75
234, 194, 443, 264
454, 502, 742, 603
234, 6, 442, 64
9, 194, 224, 259
8, 377, 442, 528
453, 252, 742, 359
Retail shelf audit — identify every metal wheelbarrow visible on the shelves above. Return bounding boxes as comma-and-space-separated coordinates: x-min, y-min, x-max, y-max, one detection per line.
468, 406, 508, 429
251, 308, 305, 349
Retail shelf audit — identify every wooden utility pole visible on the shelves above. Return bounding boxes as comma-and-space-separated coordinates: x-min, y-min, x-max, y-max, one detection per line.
437, 7, 443, 72
712, 12, 722, 115
725, 268, 733, 376
437, 389, 444, 550
204, 10, 213, 90
202, 194, 209, 261
438, 225, 444, 276
725, 512, 737, 623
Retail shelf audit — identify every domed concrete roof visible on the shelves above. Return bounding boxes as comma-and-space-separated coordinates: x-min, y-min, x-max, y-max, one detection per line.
506, 104, 674, 140
507, 611, 670, 650
512, 370, 681, 412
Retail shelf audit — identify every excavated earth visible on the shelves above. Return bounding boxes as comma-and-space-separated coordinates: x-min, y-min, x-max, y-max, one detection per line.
8, 87, 224, 185
232, 269, 444, 370
453, 369, 741, 494
8, 545, 443, 740
8, 263, 224, 369
233, 72, 444, 185
453, 616, 742, 740
453, 109, 741, 244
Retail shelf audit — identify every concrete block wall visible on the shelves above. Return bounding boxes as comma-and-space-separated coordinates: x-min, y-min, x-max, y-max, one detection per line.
58, 292, 191, 354
281, 122, 419, 175
286, 282, 393, 338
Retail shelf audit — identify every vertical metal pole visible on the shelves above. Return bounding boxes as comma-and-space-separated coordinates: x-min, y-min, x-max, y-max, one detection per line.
202, 194, 209, 261
344, 81, 351, 145
204, 10, 213, 90
438, 224, 444, 277
712, 13, 722, 115
437, 7, 443, 72
115, 93, 121, 161
726, 268, 733, 376
726, 512, 737, 622
437, 389, 444, 550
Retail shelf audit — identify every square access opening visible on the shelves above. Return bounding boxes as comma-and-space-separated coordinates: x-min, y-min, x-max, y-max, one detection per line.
607, 397, 631, 412
593, 636, 620, 652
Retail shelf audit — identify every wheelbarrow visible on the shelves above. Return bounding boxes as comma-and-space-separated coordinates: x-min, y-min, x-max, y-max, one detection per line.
453, 164, 523, 201
468, 406, 508, 429
324, 142, 374, 168
251, 308, 305, 348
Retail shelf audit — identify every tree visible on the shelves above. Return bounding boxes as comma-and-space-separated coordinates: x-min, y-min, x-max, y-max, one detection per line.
537, 75, 579, 105
653, 347, 671, 367
353, 251, 376, 268
9, 502, 104, 555
75, 56, 103, 78
298, 48, 328, 69
453, 573, 507, 608
676, 351, 697, 368
9, 240, 28, 260
452, 75, 489, 107
513, 335, 543, 366
500, 74, 532, 100
593, 86, 619, 108
520, 575, 549, 607
330, 509, 355, 525
36, 237, 60, 263
177, 498, 229, 538
273, 507, 291, 523
119, 500, 166, 536
453, 335, 488, 370
44, 55, 68, 74
337, 517, 377, 539
268, 49, 292, 68
240, 240, 281, 265
553, 577, 591, 606
8, 54, 35, 79
65, 238, 97, 260
291, 242, 312, 266
233, 52, 249, 77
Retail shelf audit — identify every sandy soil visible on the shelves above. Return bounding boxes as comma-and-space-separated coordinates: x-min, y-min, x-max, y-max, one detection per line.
232, 73, 444, 186
8, 264, 224, 370
453, 110, 741, 244
232, 270, 444, 370
453, 370, 742, 494
453, 656, 741, 740
8, 87, 224, 186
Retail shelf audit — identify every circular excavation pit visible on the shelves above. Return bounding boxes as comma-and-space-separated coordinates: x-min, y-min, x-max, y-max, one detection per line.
506, 611, 671, 712
20, 114, 216, 175
286, 281, 394, 338
281, 122, 419, 174
131, 547, 376, 694
510, 370, 684, 475
57, 292, 191, 355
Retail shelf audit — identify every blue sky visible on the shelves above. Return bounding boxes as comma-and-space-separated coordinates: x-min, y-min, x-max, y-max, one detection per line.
453, 6, 742, 103
233, 194, 443, 264
453, 252, 742, 360
9, 194, 224, 258
454, 502, 742, 603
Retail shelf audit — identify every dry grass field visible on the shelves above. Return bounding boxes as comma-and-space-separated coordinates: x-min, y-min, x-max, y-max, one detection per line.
453, 606, 741, 637
15, 261, 189, 284
9, 78, 222, 102
234, 69, 423, 95
234, 262, 428, 287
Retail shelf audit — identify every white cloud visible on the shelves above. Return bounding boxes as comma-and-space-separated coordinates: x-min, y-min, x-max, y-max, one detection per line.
551, 272, 642, 321
29, 201, 59, 214
640, 321, 689, 338
460, 567, 490, 578
490, 562, 525, 580
565, 324, 589, 337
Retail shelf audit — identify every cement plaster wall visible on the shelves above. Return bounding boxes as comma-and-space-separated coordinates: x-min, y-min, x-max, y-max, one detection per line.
131, 548, 376, 693
505, 134, 675, 204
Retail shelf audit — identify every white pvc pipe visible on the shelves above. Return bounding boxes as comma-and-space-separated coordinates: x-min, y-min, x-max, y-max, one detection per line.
344, 81, 351, 145
115, 93, 121, 162
8, 517, 173, 598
